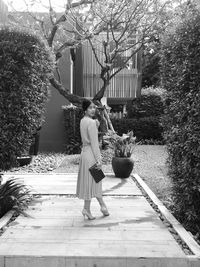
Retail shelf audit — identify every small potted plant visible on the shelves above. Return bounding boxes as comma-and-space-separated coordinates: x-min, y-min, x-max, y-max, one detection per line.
104, 130, 137, 178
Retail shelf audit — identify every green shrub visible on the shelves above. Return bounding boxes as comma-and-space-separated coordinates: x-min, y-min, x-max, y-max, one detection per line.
62, 105, 83, 154
141, 86, 167, 100
0, 178, 32, 218
111, 117, 163, 142
142, 43, 161, 87
0, 27, 54, 170
126, 93, 164, 118
161, 6, 200, 234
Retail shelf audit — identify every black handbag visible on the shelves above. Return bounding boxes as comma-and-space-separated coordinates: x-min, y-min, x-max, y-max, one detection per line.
89, 163, 105, 183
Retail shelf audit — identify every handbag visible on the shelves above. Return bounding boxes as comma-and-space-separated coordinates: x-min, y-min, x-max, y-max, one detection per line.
89, 163, 105, 183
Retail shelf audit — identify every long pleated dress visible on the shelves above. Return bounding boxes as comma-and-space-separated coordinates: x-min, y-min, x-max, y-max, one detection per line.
76, 116, 102, 200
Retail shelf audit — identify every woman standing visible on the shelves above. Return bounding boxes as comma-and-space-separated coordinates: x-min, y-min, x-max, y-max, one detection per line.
76, 99, 109, 220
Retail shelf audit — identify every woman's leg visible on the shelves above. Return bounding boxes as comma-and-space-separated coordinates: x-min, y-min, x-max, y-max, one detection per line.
84, 200, 91, 212
96, 197, 109, 216
82, 199, 95, 220
96, 197, 106, 208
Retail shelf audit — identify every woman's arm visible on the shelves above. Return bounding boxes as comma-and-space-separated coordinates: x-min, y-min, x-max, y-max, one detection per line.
88, 120, 101, 164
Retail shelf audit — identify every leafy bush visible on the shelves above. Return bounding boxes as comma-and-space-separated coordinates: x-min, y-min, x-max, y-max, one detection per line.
0, 27, 54, 171
62, 105, 83, 154
142, 42, 161, 87
111, 117, 163, 142
141, 86, 167, 100
0, 178, 32, 218
126, 93, 164, 118
161, 6, 200, 235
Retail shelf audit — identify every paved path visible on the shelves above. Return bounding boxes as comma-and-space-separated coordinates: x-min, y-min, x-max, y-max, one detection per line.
0, 173, 199, 267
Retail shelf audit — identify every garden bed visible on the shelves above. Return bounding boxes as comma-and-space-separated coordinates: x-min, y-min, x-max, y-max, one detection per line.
5, 153, 66, 174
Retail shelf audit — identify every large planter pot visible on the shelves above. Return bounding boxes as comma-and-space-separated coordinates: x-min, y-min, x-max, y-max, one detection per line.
112, 157, 134, 178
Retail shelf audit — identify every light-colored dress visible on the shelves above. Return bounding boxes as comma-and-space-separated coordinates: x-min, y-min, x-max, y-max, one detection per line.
76, 116, 102, 200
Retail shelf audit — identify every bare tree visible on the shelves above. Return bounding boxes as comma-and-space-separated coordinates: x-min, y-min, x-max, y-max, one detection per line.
7, 0, 169, 131
7, 0, 98, 104
67, 0, 169, 129
77, 0, 166, 100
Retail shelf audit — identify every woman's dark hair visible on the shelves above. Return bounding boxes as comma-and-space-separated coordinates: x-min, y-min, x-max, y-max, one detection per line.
82, 99, 93, 112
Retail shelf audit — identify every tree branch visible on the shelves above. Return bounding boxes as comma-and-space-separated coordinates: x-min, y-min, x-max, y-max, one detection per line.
47, 0, 95, 47
88, 38, 104, 69
110, 44, 143, 79
49, 76, 85, 107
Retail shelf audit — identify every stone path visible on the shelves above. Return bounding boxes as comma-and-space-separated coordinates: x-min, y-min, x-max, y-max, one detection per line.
0, 173, 199, 267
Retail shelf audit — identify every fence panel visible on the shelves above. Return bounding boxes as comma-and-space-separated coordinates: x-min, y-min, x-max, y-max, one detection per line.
0, 0, 8, 24
82, 32, 142, 99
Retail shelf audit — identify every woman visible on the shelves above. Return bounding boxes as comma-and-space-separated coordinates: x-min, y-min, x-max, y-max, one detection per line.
76, 99, 109, 220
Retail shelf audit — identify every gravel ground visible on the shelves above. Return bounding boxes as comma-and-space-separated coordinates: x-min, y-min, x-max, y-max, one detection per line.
133, 145, 172, 203
5, 153, 66, 174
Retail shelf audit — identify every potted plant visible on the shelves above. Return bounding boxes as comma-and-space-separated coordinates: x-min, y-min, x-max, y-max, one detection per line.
104, 130, 137, 178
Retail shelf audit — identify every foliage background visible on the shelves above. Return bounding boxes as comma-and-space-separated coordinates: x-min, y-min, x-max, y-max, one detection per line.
62, 106, 83, 154
161, 5, 200, 236
0, 27, 54, 170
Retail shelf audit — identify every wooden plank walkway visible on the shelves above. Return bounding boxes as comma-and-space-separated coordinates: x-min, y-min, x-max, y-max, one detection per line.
0, 173, 199, 267
2, 173, 142, 195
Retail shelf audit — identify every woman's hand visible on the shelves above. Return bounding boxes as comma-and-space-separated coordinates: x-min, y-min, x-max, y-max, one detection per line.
96, 161, 102, 169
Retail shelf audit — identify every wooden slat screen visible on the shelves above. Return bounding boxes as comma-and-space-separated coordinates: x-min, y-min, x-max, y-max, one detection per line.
81, 32, 142, 98
0, 0, 8, 24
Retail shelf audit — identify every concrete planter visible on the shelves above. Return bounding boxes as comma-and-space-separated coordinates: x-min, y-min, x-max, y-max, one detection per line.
112, 157, 134, 178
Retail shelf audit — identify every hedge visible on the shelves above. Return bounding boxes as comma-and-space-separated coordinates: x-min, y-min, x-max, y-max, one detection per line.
0, 27, 54, 170
161, 6, 200, 235
111, 117, 163, 142
62, 105, 83, 154
126, 93, 164, 119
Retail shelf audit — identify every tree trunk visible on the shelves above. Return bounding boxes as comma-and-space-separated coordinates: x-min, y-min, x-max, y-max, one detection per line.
50, 76, 115, 133
93, 78, 109, 101
49, 77, 85, 107
103, 107, 115, 132
93, 80, 115, 133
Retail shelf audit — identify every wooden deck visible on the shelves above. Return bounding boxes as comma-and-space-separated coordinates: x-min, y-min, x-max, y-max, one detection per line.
0, 173, 199, 267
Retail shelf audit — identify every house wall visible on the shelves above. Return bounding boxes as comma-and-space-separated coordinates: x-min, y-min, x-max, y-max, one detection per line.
39, 51, 70, 152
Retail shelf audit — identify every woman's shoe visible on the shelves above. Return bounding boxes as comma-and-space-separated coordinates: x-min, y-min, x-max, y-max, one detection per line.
100, 206, 109, 216
82, 209, 96, 220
